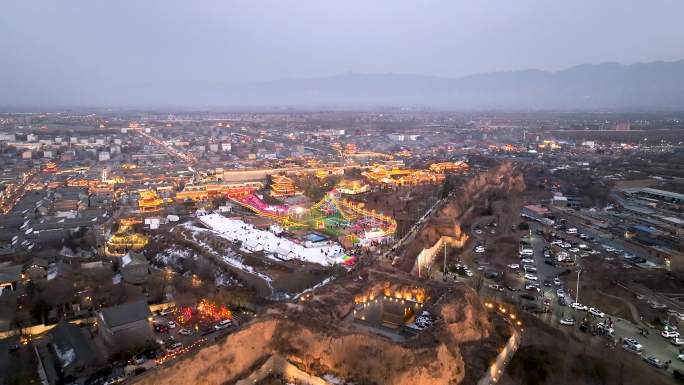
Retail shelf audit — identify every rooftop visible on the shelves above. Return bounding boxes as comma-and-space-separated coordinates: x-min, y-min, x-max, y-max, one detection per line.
99, 300, 151, 329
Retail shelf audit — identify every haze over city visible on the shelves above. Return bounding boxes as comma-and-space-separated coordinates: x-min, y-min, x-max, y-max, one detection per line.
2, 0, 684, 108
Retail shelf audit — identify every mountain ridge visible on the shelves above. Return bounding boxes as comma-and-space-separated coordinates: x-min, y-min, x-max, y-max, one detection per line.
212, 60, 684, 110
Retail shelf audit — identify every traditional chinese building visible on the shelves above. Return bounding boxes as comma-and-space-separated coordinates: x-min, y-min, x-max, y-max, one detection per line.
270, 176, 301, 197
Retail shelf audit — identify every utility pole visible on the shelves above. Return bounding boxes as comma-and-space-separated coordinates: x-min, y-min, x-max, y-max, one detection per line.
576, 268, 582, 303
443, 241, 447, 276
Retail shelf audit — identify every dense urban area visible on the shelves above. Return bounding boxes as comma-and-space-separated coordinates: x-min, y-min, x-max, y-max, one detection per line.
0, 110, 681, 385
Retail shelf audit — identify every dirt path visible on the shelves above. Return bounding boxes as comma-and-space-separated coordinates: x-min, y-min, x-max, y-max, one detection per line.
598, 291, 644, 327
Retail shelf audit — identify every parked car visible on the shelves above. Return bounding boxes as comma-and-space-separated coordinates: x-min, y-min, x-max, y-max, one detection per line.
178, 328, 193, 336
128, 355, 146, 365
662, 330, 680, 338
167, 321, 177, 329
475, 245, 485, 253
154, 323, 169, 333
588, 307, 605, 318
622, 344, 642, 355
553, 278, 562, 286
521, 258, 535, 264
643, 356, 666, 369
104, 375, 126, 385
520, 248, 534, 256
159, 307, 177, 316
520, 293, 536, 301
525, 283, 540, 292
623, 338, 643, 351
524, 273, 538, 281
671, 337, 684, 346
556, 289, 565, 297
166, 341, 182, 353
560, 318, 575, 326
673, 368, 684, 380
214, 319, 233, 331
488, 284, 504, 292
571, 303, 588, 311
507, 263, 519, 269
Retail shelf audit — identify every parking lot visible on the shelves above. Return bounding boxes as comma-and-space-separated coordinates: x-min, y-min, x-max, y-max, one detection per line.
514, 220, 684, 378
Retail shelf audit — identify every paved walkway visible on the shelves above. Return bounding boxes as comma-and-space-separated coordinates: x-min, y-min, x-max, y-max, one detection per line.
477, 330, 520, 385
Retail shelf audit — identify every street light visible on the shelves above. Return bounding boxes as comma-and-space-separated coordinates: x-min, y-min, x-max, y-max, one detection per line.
575, 268, 582, 304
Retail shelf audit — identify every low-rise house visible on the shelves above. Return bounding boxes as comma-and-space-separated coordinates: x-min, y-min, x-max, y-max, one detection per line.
121, 252, 150, 284
97, 300, 153, 353
38, 321, 100, 384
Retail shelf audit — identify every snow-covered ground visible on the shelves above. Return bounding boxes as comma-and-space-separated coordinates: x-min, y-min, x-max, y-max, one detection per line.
154, 247, 196, 268
181, 223, 273, 285
292, 276, 336, 300
197, 213, 345, 266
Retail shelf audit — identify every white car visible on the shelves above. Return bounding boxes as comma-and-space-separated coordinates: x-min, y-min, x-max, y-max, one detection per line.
520, 248, 534, 256
160, 307, 177, 316
507, 263, 520, 269
166, 341, 182, 352
623, 338, 643, 351
588, 307, 605, 318
521, 258, 535, 264
178, 328, 193, 336
662, 330, 680, 338
524, 273, 538, 281
561, 242, 572, 248
464, 269, 473, 277
525, 283, 540, 292
571, 303, 588, 311
475, 246, 485, 253
167, 321, 177, 329
214, 319, 233, 330
553, 278, 562, 286
670, 337, 684, 346
556, 289, 565, 297
560, 318, 575, 326
678, 354, 684, 362
569, 248, 580, 253
474, 229, 483, 235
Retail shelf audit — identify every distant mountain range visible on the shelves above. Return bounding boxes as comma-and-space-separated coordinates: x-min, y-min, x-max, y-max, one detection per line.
210, 60, 684, 110
5, 60, 684, 110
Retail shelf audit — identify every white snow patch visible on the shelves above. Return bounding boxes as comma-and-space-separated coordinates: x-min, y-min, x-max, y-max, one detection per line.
292, 276, 335, 300
196, 213, 345, 266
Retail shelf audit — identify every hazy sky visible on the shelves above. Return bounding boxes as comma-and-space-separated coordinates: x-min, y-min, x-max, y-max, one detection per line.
2, 0, 684, 106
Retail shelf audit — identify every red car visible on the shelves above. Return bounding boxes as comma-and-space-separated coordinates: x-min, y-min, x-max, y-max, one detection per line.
154, 323, 169, 333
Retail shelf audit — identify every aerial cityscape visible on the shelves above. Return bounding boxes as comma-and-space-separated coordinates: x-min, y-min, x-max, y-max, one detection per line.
1, 2, 684, 385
